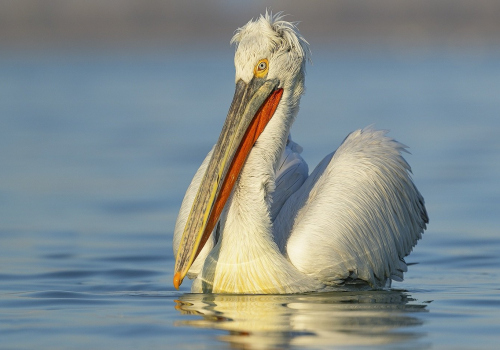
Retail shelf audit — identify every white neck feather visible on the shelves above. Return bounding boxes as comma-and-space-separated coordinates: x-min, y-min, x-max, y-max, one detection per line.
194, 90, 322, 294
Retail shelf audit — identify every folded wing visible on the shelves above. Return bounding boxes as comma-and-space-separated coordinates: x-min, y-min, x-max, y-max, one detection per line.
271, 136, 309, 221
275, 127, 428, 287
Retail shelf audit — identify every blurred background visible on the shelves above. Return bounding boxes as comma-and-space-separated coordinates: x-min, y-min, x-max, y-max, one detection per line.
2, 1, 500, 349
1, 0, 500, 50
1, 0, 499, 232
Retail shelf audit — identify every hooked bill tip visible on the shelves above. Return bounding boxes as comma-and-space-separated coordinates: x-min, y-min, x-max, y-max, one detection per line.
173, 272, 182, 290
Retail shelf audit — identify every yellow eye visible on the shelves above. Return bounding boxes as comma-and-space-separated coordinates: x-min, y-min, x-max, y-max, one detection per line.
254, 59, 269, 78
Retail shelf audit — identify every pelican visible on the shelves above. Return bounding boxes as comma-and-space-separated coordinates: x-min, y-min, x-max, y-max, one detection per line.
173, 12, 428, 294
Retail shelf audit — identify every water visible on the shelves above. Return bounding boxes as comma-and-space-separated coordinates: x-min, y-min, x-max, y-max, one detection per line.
1, 47, 500, 349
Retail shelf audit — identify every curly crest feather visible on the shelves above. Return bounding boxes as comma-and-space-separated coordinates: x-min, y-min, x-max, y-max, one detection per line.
231, 11, 311, 68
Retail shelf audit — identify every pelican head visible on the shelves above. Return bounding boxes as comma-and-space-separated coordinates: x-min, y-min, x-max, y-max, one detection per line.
231, 13, 309, 103
173, 13, 310, 289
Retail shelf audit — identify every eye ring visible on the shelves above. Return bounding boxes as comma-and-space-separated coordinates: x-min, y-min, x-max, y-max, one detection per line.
254, 58, 269, 78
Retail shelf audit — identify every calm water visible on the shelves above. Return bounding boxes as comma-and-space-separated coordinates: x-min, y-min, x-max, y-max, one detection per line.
1, 47, 499, 349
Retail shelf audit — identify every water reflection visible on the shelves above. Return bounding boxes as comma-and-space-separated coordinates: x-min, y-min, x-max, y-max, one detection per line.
175, 290, 428, 349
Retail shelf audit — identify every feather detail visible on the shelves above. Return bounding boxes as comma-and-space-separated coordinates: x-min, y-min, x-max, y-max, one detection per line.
279, 127, 428, 287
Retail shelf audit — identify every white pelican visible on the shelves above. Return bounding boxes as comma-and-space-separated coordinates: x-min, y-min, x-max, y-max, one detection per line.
173, 12, 428, 294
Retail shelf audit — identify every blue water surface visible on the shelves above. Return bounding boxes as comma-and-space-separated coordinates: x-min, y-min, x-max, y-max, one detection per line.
1, 47, 499, 349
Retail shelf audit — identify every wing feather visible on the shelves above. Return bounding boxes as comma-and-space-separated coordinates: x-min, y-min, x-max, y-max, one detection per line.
173, 146, 217, 279
275, 127, 428, 287
271, 136, 309, 221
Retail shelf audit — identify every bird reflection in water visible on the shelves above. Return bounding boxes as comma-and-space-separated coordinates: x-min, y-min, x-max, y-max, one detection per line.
174, 290, 429, 349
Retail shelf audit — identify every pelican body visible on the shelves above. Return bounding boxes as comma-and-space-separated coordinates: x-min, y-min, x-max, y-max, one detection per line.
173, 13, 428, 294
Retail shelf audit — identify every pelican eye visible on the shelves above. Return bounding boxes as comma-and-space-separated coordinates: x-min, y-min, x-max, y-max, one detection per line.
254, 58, 269, 78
